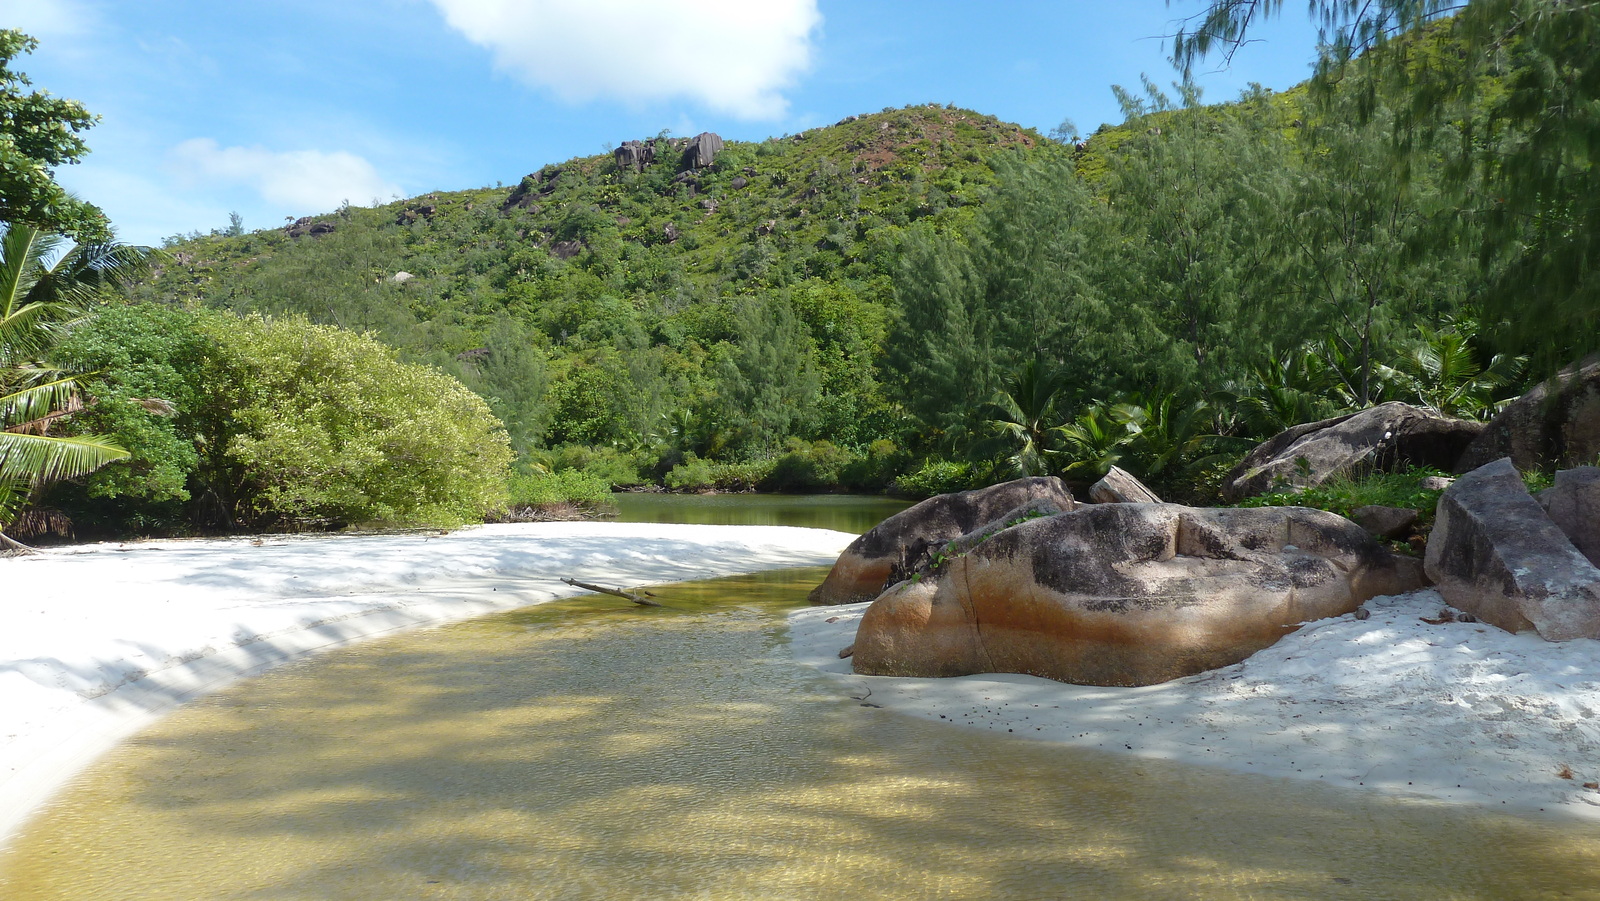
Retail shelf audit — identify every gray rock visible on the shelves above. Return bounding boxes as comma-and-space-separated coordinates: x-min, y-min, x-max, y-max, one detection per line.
681, 132, 724, 169
1224, 402, 1484, 502
1424, 458, 1600, 640
1457, 356, 1600, 473
808, 477, 1077, 605
613, 139, 656, 173
1351, 505, 1419, 540
852, 503, 1426, 686
1539, 466, 1600, 567
1089, 466, 1162, 504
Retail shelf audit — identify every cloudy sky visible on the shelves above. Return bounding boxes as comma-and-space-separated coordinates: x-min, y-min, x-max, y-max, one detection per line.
4, 1, 1323, 246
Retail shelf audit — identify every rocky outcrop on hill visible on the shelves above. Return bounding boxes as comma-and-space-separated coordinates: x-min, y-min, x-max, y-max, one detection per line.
851, 503, 1426, 686
1223, 402, 1484, 501
501, 167, 560, 211
1089, 466, 1161, 504
284, 217, 335, 238
681, 132, 724, 169
614, 139, 657, 173
1456, 357, 1600, 473
1425, 458, 1600, 640
808, 477, 1076, 605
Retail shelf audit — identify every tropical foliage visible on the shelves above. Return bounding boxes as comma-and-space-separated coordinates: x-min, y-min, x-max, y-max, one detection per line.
0, 224, 151, 546
52, 305, 514, 535
15, 5, 1588, 539
0, 31, 108, 241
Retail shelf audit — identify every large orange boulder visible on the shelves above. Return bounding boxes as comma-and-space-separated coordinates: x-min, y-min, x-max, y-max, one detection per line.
808, 477, 1076, 605
851, 503, 1426, 686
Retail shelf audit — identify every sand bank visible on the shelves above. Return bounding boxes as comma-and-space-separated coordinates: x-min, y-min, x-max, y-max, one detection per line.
0, 522, 853, 846
790, 589, 1600, 819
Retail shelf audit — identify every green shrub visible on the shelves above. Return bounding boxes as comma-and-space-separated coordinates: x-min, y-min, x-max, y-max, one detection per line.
1233, 468, 1451, 521
840, 438, 908, 491
506, 469, 613, 507
893, 459, 979, 499
215, 313, 514, 529
663, 454, 774, 491
759, 439, 859, 492
664, 455, 715, 490
547, 444, 643, 487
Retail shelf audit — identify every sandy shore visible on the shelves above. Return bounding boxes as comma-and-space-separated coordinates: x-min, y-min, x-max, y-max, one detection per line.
790, 589, 1600, 820
0, 522, 853, 847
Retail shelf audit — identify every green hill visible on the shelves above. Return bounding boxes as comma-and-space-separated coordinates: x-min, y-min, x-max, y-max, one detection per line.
139, 104, 1063, 465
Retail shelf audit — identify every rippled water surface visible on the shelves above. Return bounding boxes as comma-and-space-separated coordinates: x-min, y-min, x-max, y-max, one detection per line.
5, 568, 1600, 900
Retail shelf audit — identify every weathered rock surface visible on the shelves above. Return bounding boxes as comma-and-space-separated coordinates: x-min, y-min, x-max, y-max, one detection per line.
613, 139, 657, 173
808, 477, 1076, 606
1351, 505, 1419, 540
852, 503, 1427, 686
284, 217, 335, 238
1538, 466, 1600, 568
1425, 458, 1600, 640
681, 132, 724, 169
1224, 402, 1484, 501
1457, 357, 1600, 473
1089, 466, 1161, 504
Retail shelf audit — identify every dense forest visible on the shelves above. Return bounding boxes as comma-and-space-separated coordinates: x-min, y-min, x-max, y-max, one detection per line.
7, 1, 1598, 540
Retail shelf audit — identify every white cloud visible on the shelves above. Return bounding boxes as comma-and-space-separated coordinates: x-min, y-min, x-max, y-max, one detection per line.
0, 0, 96, 40
429, 0, 821, 119
168, 139, 403, 213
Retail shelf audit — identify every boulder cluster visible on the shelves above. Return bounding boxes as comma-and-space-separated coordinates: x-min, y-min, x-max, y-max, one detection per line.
814, 363, 1600, 687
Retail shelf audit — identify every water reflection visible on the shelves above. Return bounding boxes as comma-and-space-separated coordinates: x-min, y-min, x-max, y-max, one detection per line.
610, 492, 910, 534
4, 569, 1599, 900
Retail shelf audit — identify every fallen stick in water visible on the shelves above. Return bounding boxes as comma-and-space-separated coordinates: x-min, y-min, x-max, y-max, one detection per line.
560, 577, 664, 607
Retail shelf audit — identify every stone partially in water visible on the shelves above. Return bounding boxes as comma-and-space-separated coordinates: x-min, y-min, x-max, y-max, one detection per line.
852, 504, 1425, 686
809, 477, 1076, 605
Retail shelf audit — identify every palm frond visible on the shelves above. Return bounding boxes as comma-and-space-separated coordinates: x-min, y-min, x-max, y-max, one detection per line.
0, 431, 130, 486
2, 374, 88, 430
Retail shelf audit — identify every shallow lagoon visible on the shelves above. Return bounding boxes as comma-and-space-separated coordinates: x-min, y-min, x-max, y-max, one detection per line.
5, 565, 1600, 899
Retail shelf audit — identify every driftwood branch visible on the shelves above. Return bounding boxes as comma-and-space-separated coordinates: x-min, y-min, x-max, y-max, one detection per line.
560, 577, 663, 607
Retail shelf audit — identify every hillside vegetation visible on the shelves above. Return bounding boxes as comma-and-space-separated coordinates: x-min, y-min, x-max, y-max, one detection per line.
50, 8, 1588, 535
138, 106, 1057, 468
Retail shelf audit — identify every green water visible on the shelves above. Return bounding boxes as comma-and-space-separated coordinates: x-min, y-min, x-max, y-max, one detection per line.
610, 492, 909, 534
4, 568, 1600, 900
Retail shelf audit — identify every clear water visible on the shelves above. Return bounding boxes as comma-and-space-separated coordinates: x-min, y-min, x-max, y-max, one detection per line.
4, 568, 1600, 900
610, 492, 910, 534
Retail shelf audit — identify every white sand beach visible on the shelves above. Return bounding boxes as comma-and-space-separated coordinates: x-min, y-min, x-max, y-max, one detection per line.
6, 519, 1600, 856
0, 522, 853, 847
790, 589, 1600, 820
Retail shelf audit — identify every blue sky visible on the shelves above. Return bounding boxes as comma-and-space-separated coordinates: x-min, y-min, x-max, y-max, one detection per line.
4, 1, 1325, 246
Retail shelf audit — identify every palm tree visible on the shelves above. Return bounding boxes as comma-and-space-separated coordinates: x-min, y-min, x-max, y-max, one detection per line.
1377, 320, 1526, 420
1, 224, 153, 550
1053, 401, 1140, 482
979, 358, 1068, 477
